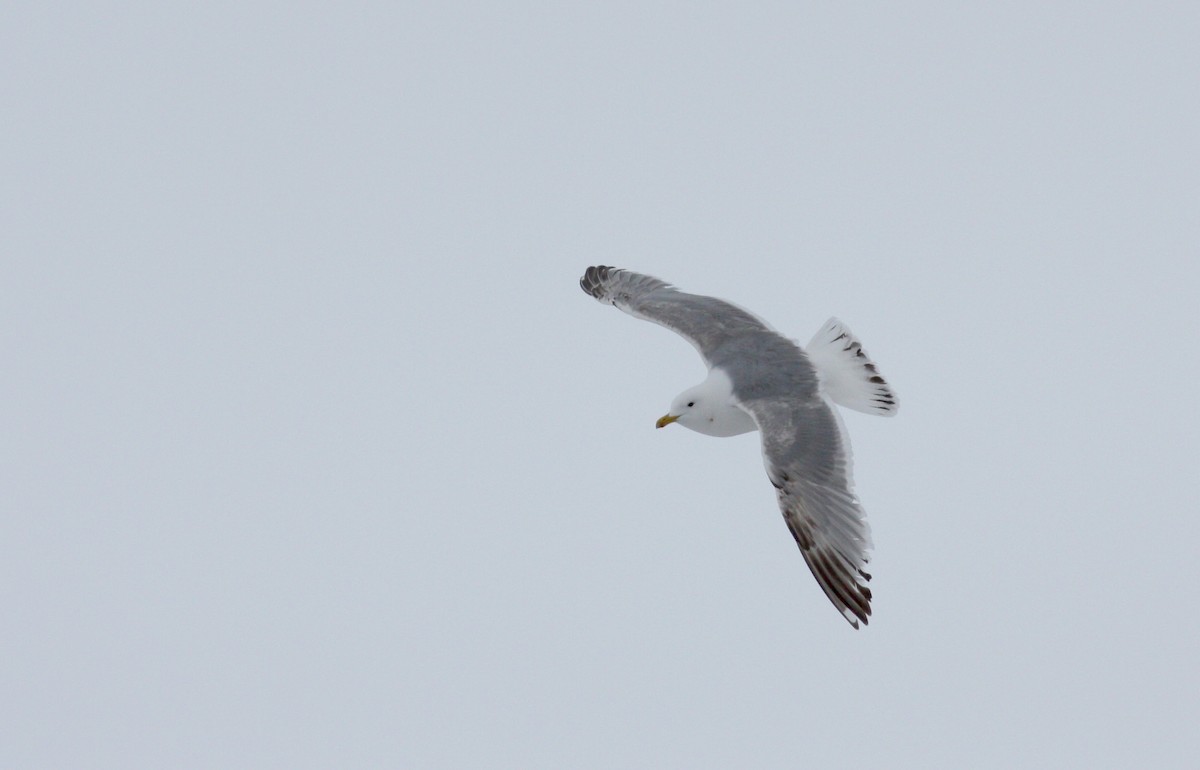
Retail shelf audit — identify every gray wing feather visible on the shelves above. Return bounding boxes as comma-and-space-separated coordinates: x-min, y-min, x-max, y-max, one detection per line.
744, 396, 874, 628
580, 265, 771, 363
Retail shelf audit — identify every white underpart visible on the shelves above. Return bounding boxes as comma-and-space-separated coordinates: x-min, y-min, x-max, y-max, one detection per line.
669, 367, 757, 437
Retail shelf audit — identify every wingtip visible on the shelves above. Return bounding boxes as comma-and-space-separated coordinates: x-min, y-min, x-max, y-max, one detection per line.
579, 265, 617, 300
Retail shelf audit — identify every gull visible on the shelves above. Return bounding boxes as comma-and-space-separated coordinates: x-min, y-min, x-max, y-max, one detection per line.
580, 266, 897, 628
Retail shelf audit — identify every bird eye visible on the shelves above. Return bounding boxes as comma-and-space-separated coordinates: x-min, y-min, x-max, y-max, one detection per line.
687, 401, 695, 407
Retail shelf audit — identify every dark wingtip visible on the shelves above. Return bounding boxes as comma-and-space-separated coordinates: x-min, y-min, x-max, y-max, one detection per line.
579, 265, 616, 300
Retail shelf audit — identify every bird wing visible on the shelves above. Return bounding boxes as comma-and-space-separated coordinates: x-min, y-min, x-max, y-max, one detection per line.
740, 394, 874, 628
580, 265, 772, 364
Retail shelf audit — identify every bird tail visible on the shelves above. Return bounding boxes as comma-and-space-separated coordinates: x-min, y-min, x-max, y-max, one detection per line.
804, 318, 898, 416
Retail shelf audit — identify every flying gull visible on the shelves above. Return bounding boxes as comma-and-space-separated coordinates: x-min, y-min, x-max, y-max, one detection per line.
580, 266, 897, 628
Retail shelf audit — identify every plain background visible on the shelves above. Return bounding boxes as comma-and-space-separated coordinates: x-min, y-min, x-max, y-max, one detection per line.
3, 2, 1198, 768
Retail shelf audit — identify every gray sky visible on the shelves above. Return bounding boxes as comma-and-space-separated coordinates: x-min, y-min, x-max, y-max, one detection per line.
4, 2, 1198, 768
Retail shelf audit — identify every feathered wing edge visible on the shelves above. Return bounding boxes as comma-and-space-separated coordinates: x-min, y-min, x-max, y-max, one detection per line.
579, 265, 774, 363
778, 481, 874, 628
580, 265, 674, 306
747, 398, 874, 629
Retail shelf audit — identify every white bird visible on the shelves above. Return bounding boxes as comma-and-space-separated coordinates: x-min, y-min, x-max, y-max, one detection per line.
580, 266, 898, 628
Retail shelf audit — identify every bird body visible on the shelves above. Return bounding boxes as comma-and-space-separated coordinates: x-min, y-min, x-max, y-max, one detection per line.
580, 266, 897, 628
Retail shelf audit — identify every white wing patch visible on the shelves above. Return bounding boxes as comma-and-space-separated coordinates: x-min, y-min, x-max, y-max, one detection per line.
805, 318, 898, 417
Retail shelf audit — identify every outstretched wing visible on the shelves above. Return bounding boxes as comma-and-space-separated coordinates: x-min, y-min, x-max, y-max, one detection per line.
741, 395, 874, 628
579, 265, 771, 364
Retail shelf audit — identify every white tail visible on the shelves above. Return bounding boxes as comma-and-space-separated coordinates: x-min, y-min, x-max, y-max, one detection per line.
805, 318, 898, 417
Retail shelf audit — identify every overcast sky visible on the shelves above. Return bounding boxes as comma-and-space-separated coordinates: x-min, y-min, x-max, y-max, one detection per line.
3, 2, 1198, 768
